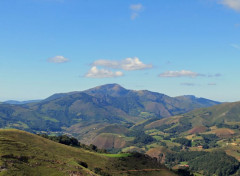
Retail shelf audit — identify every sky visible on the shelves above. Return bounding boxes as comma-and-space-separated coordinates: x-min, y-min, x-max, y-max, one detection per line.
0, 0, 240, 102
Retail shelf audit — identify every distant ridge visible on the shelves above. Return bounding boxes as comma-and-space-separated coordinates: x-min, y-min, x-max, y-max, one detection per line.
3, 99, 41, 105
175, 95, 220, 107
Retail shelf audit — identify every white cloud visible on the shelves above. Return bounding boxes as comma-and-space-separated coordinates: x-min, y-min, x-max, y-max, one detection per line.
85, 66, 123, 78
130, 4, 144, 20
130, 4, 143, 11
48, 56, 69, 63
231, 44, 240, 49
159, 70, 202, 78
220, 0, 240, 11
93, 57, 152, 71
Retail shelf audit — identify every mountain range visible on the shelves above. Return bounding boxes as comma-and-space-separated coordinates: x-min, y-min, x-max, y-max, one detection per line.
0, 84, 219, 138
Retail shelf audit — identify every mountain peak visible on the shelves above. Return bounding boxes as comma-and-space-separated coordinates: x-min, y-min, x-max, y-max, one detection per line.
182, 95, 197, 99
84, 83, 129, 97
96, 83, 124, 89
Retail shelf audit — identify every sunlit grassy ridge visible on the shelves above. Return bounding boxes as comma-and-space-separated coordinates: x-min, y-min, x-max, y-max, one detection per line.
0, 129, 176, 176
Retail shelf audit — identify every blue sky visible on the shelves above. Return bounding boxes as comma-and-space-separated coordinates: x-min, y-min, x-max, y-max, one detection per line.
0, 0, 240, 102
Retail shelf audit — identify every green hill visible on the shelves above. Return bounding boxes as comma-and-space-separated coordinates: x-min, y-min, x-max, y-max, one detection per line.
0, 129, 176, 176
132, 101, 240, 175
145, 101, 240, 132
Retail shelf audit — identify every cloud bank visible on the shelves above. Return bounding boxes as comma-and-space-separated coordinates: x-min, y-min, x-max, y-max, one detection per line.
93, 57, 152, 71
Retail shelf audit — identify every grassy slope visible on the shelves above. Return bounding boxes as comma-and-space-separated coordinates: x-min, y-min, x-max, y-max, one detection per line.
184, 101, 240, 126
145, 101, 240, 130
92, 133, 127, 149
0, 129, 176, 176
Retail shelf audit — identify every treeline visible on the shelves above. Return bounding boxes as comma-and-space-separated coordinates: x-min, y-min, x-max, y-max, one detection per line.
126, 130, 156, 146
173, 138, 191, 147
38, 134, 106, 153
166, 151, 240, 176
216, 123, 239, 129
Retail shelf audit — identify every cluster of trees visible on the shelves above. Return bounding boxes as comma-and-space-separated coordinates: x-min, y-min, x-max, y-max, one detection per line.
201, 134, 219, 148
165, 123, 191, 134
38, 134, 106, 153
173, 138, 191, 147
190, 151, 240, 176
157, 118, 192, 134
156, 124, 172, 132
133, 132, 155, 145
176, 168, 193, 176
216, 123, 239, 129
166, 151, 240, 176
171, 146, 182, 152
193, 134, 219, 149
165, 151, 207, 166
38, 134, 79, 146
130, 130, 155, 145
126, 130, 156, 146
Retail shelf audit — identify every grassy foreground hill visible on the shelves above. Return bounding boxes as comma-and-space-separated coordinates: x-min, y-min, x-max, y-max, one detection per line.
0, 129, 176, 176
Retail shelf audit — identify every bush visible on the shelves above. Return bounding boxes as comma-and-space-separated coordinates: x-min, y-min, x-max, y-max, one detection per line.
78, 161, 88, 168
